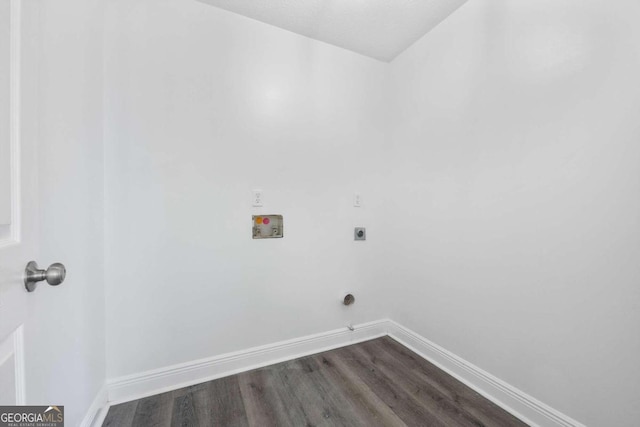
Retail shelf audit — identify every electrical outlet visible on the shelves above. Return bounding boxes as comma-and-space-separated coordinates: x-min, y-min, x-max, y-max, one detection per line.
354, 192, 362, 207
354, 227, 366, 241
252, 190, 263, 207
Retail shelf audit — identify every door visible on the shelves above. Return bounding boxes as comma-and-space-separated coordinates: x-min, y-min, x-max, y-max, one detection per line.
0, 0, 38, 405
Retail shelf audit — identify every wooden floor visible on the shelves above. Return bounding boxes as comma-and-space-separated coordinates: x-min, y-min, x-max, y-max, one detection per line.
103, 336, 528, 427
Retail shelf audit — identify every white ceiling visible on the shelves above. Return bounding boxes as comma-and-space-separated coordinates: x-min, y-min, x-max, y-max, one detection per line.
196, 0, 468, 62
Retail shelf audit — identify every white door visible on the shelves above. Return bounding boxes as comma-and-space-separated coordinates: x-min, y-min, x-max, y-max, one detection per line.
0, 0, 39, 405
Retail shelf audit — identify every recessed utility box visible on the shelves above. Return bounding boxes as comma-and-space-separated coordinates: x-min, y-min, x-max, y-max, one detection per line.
252, 215, 283, 239
354, 227, 366, 241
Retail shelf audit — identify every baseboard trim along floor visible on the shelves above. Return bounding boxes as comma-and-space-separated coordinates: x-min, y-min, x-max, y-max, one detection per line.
106, 319, 389, 405
386, 321, 585, 427
86, 319, 584, 427
79, 384, 108, 427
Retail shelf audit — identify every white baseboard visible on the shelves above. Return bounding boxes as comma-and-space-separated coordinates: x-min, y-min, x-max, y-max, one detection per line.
107, 319, 388, 405
103, 319, 583, 427
79, 384, 108, 427
386, 320, 585, 427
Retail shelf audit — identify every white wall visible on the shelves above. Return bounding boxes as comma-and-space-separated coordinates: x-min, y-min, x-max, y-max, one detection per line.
24, 0, 106, 424
386, 0, 640, 426
102, 0, 640, 424
104, 0, 389, 379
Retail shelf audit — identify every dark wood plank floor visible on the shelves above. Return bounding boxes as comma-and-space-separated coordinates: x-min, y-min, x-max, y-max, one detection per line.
103, 336, 528, 427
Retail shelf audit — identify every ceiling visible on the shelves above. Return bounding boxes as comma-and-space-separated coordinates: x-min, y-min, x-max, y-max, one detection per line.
196, 0, 468, 62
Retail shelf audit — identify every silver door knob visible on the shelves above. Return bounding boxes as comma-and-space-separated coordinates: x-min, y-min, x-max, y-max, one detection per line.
24, 261, 66, 292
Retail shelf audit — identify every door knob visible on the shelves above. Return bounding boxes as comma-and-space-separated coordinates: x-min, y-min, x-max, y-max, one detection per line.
24, 261, 66, 292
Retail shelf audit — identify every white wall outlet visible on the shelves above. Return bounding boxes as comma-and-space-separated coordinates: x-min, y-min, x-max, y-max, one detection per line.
252, 190, 263, 207
353, 192, 362, 207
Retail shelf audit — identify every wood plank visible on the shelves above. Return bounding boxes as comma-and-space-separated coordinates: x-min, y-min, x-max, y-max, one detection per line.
292, 355, 396, 427
237, 366, 293, 426
102, 337, 530, 427
377, 337, 528, 426
102, 401, 138, 427
311, 352, 408, 427
131, 391, 174, 427
353, 339, 518, 426
265, 359, 340, 426
275, 356, 370, 427
195, 375, 249, 427
330, 345, 450, 427
172, 389, 199, 427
